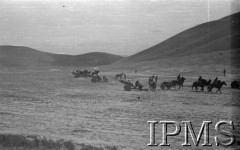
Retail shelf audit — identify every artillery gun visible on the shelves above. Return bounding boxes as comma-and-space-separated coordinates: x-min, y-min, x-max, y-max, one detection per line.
91, 75, 108, 83
119, 79, 148, 91
160, 82, 172, 90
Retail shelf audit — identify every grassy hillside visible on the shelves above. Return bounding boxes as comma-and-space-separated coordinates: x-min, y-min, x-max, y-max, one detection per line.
0, 45, 123, 68
124, 12, 240, 63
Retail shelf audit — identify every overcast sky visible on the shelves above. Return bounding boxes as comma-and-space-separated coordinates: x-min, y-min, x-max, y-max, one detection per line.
0, 0, 239, 56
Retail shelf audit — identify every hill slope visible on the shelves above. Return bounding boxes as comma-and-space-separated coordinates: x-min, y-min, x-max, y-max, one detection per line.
0, 45, 123, 67
124, 12, 240, 63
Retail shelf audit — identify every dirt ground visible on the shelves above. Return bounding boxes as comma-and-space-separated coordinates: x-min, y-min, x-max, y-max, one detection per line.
0, 67, 239, 150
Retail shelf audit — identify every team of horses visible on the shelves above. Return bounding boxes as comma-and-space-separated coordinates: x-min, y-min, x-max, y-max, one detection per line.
72, 69, 108, 83
160, 77, 186, 90
191, 78, 227, 93
144, 75, 227, 93
115, 73, 127, 80
72, 69, 92, 78
72, 69, 100, 78
72, 70, 230, 93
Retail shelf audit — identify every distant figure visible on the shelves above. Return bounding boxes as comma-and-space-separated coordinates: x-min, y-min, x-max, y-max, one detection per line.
135, 70, 137, 73
224, 69, 226, 76
123, 73, 126, 80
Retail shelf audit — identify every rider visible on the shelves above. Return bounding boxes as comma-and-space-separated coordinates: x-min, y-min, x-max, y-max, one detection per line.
135, 80, 139, 87
149, 76, 154, 82
149, 76, 155, 87
198, 76, 203, 83
213, 77, 218, 84
177, 74, 181, 81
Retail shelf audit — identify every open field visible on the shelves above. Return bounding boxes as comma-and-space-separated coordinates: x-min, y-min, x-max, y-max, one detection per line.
0, 3, 239, 150
0, 66, 240, 150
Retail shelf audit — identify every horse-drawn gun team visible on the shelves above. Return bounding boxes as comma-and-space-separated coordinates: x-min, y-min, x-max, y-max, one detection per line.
72, 68, 108, 83
72, 68, 239, 93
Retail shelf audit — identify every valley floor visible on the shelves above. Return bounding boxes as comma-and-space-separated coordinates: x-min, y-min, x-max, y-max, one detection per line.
0, 66, 239, 150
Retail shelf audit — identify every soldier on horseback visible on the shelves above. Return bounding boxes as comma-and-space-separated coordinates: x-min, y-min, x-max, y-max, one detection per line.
149, 75, 154, 84
177, 74, 181, 81
213, 77, 218, 84
208, 80, 227, 93
198, 76, 203, 83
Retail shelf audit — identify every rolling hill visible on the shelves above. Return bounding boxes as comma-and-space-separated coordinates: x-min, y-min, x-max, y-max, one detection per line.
124, 12, 240, 63
0, 45, 123, 67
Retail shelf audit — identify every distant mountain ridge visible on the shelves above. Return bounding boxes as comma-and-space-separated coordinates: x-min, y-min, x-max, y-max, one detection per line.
0, 45, 123, 67
124, 12, 240, 63
1, 12, 239, 68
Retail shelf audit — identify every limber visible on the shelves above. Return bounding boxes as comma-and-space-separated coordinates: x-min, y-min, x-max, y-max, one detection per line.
148, 120, 236, 147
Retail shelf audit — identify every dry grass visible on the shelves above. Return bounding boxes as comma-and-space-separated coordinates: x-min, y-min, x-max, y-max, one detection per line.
0, 66, 239, 150
0, 133, 74, 150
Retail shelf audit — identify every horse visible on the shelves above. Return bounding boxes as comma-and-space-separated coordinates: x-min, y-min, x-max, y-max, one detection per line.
171, 77, 186, 90
135, 80, 143, 91
192, 79, 211, 92
207, 81, 227, 93
231, 81, 240, 89
149, 76, 158, 91
92, 70, 99, 76
72, 71, 80, 78
115, 73, 123, 80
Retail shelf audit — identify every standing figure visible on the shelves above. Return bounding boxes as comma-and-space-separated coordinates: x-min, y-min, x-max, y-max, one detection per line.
224, 69, 226, 76
123, 73, 126, 80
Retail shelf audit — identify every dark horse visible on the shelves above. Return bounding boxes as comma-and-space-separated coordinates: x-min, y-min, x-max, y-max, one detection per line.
135, 80, 143, 91
115, 73, 123, 80
171, 77, 186, 90
231, 81, 240, 89
208, 81, 227, 93
192, 79, 211, 92
149, 76, 158, 91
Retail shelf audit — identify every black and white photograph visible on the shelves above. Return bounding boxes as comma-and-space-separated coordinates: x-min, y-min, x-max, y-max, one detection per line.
0, 0, 240, 149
